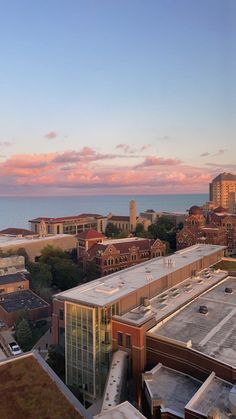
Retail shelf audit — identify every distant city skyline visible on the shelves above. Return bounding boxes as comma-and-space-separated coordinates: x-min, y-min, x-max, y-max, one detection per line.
0, 0, 235, 196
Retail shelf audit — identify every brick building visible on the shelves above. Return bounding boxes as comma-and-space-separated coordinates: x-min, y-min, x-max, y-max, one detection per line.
51, 244, 224, 403
77, 231, 166, 276
177, 205, 236, 255
0, 256, 50, 327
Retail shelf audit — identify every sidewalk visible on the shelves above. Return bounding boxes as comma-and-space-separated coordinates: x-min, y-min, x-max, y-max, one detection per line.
33, 328, 53, 360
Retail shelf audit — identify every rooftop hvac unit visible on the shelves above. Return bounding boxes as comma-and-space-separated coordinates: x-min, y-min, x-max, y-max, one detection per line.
199, 305, 208, 315
143, 297, 150, 307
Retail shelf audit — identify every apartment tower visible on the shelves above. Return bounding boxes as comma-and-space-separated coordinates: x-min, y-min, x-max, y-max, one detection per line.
209, 173, 236, 208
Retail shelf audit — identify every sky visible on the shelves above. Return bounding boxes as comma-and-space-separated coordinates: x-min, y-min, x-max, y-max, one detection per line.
0, 0, 235, 196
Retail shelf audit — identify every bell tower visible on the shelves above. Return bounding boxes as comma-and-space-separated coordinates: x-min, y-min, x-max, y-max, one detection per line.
129, 200, 137, 232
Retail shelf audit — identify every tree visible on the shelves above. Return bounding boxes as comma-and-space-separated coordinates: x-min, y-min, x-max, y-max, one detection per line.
135, 223, 153, 238
105, 223, 121, 238
53, 259, 82, 290
47, 345, 65, 381
148, 216, 177, 251
16, 310, 33, 330
28, 262, 53, 289
16, 318, 32, 347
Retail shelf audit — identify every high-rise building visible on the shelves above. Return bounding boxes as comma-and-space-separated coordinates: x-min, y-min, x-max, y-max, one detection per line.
209, 173, 236, 208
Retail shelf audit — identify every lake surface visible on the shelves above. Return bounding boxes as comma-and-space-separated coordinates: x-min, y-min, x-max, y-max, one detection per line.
0, 194, 208, 230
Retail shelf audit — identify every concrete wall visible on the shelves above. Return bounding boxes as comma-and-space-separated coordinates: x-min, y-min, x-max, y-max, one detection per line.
0, 235, 77, 262
146, 335, 236, 384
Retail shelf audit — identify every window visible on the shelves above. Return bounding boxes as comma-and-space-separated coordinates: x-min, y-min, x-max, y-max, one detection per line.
117, 332, 123, 346
126, 335, 131, 349
59, 309, 64, 320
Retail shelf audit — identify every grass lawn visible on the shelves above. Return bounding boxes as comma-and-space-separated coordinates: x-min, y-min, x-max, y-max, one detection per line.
213, 260, 236, 271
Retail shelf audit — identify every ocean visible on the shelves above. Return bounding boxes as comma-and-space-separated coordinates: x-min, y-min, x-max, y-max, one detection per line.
0, 194, 208, 231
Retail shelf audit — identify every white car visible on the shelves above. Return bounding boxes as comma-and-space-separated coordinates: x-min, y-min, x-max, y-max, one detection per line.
8, 342, 22, 356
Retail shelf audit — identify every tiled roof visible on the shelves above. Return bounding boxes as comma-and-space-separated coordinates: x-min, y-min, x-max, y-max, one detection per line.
109, 216, 130, 222
0, 228, 34, 236
29, 213, 104, 223
77, 230, 105, 240
88, 239, 154, 258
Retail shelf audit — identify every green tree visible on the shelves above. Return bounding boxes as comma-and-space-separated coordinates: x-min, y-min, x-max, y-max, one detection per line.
148, 216, 177, 251
105, 223, 121, 238
16, 310, 33, 330
28, 262, 53, 289
53, 259, 82, 290
135, 223, 153, 238
16, 318, 32, 348
47, 345, 65, 381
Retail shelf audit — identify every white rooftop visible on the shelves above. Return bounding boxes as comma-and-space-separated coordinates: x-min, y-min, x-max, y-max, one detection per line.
101, 350, 128, 412
148, 276, 236, 367
0, 234, 73, 248
118, 268, 227, 326
143, 364, 201, 417
95, 401, 146, 419
57, 244, 225, 307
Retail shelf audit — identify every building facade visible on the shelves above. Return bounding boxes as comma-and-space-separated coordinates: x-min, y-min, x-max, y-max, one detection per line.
52, 244, 225, 403
77, 232, 166, 276
209, 172, 236, 208
177, 205, 236, 255
29, 214, 107, 235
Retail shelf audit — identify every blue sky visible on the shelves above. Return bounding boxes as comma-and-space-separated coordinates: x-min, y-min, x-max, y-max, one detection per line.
0, 0, 235, 195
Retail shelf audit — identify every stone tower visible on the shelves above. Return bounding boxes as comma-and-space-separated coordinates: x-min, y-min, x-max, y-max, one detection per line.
129, 200, 137, 232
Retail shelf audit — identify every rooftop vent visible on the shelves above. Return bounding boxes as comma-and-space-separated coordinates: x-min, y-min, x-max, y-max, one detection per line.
199, 305, 208, 315
143, 297, 150, 307
225, 287, 233, 294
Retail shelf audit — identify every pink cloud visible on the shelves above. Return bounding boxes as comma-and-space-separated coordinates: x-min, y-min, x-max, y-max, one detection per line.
135, 156, 182, 168
0, 147, 219, 196
45, 131, 58, 139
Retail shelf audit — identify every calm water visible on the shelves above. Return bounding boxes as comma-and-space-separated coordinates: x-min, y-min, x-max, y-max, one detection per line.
0, 194, 208, 230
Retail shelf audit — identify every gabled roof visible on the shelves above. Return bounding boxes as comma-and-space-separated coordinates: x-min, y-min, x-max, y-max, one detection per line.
77, 230, 105, 240
213, 206, 228, 213
87, 239, 154, 258
0, 228, 34, 236
29, 213, 104, 223
109, 215, 130, 222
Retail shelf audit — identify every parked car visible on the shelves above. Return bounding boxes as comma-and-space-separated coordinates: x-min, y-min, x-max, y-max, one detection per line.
8, 342, 22, 356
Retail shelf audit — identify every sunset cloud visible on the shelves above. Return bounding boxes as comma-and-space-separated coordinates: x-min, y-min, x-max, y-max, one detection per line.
135, 156, 182, 168
0, 147, 219, 196
45, 131, 58, 139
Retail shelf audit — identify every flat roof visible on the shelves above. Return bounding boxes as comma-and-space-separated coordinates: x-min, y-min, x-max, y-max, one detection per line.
143, 364, 201, 417
102, 237, 149, 245
101, 350, 128, 412
0, 233, 74, 248
189, 375, 233, 419
118, 269, 227, 326
56, 245, 225, 307
95, 401, 146, 419
0, 290, 49, 313
148, 276, 236, 367
0, 271, 28, 286
0, 351, 88, 419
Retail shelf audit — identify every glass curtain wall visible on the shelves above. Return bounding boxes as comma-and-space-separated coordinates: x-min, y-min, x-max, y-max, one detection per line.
65, 301, 119, 401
